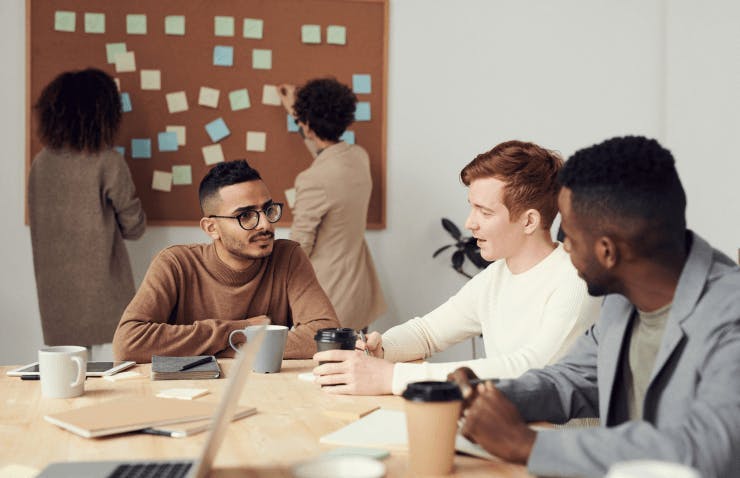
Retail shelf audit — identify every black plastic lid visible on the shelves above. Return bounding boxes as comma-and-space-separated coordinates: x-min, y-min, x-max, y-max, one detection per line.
402, 381, 463, 402
314, 327, 357, 342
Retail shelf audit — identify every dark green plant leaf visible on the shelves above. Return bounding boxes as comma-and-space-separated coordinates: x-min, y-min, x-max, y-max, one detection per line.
452, 250, 464, 270
432, 244, 453, 258
441, 218, 461, 240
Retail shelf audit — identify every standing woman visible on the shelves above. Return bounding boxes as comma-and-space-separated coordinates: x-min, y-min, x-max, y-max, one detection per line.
279, 78, 385, 330
28, 68, 145, 350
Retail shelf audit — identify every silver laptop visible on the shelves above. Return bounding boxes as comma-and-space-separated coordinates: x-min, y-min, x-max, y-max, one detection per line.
37, 327, 267, 478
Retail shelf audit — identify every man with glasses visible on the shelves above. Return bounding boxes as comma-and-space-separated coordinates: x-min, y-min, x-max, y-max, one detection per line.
112, 160, 340, 362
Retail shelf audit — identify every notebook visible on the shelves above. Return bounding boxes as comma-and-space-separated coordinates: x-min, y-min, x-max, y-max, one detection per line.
151, 355, 222, 380
36, 326, 266, 478
141, 407, 257, 438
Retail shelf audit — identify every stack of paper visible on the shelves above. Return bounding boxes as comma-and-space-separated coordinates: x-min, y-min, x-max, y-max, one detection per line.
151, 355, 221, 380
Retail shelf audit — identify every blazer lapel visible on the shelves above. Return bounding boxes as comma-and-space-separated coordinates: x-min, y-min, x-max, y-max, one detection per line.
599, 297, 634, 423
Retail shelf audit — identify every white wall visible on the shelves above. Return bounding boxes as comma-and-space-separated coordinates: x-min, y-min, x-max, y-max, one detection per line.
1, 0, 738, 365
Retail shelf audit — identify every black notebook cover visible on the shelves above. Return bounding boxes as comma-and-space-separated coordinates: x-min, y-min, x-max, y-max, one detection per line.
151, 355, 221, 380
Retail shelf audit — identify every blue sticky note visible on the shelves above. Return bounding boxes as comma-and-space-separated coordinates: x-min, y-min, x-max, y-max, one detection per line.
120, 92, 132, 112
355, 102, 371, 121
131, 139, 151, 159
213, 45, 234, 67
287, 114, 300, 132
114, 146, 125, 157
352, 74, 371, 94
205, 118, 230, 142
340, 130, 355, 144
158, 131, 178, 152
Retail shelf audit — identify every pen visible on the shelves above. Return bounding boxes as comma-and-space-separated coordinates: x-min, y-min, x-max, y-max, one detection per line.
179, 356, 214, 371
358, 330, 371, 357
139, 428, 175, 437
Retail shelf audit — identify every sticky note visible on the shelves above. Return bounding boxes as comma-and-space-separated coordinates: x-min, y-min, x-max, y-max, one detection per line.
205, 118, 230, 142
352, 74, 371, 94
166, 126, 186, 146
156, 388, 209, 400
114, 146, 125, 157
172, 165, 192, 186
262, 85, 281, 105
114, 51, 136, 73
140, 69, 161, 90
284, 188, 297, 209
246, 131, 266, 152
214, 16, 234, 36
202, 144, 225, 165
84, 13, 105, 34
165, 15, 185, 35
252, 49, 272, 70
103, 371, 142, 382
243, 18, 263, 39
152, 170, 173, 192
326, 25, 346, 45
355, 102, 371, 121
131, 138, 151, 159
228, 89, 250, 111
127, 14, 147, 35
199, 87, 220, 108
54, 11, 75, 32
166, 91, 188, 113
340, 130, 355, 144
158, 131, 179, 152
213, 46, 234, 67
120, 92, 132, 112
106, 43, 127, 64
301, 24, 321, 44
287, 114, 300, 132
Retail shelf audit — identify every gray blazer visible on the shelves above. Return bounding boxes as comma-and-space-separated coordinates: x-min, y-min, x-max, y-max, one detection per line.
496, 232, 740, 478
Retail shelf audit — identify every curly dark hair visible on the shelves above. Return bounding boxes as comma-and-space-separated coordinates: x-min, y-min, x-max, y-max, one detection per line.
199, 159, 262, 214
35, 68, 122, 153
293, 78, 356, 142
559, 136, 687, 257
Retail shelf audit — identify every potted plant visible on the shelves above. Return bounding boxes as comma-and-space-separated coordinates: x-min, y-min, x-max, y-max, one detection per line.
433, 218, 491, 278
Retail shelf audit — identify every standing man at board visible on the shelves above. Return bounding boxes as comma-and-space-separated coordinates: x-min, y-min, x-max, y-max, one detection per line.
279, 78, 386, 331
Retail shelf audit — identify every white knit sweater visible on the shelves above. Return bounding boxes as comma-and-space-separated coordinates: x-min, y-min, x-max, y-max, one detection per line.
383, 244, 601, 395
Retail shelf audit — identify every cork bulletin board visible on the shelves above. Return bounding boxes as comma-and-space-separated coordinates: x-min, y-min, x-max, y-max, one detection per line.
26, 0, 388, 227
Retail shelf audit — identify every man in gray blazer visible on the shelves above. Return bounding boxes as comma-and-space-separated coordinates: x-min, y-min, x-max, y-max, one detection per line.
451, 136, 740, 478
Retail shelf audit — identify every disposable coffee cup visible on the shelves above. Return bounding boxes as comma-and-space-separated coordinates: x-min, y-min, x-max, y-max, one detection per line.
314, 328, 356, 365
229, 325, 288, 373
38, 345, 87, 398
402, 381, 463, 476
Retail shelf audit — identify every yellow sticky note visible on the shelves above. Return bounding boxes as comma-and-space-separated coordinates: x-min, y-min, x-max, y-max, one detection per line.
326, 25, 346, 45
166, 126, 186, 146
302, 25, 321, 44
172, 165, 192, 185
284, 188, 297, 209
199, 87, 220, 108
166, 91, 189, 113
202, 144, 225, 165
114, 51, 136, 73
102, 371, 142, 382
243, 18, 263, 39
246, 131, 267, 152
262, 85, 281, 106
54, 11, 76, 32
140, 69, 161, 90
156, 388, 209, 400
127, 14, 147, 35
152, 171, 173, 192
252, 49, 272, 70
84, 13, 105, 34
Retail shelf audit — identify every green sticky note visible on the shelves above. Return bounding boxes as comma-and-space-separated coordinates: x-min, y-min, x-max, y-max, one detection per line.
252, 49, 272, 70
54, 11, 76, 32
84, 13, 105, 34
229, 89, 250, 111
105, 43, 127, 64
127, 14, 147, 35
243, 18, 263, 39
172, 165, 192, 185
301, 24, 321, 44
326, 25, 346, 45
165, 16, 185, 36
214, 16, 234, 36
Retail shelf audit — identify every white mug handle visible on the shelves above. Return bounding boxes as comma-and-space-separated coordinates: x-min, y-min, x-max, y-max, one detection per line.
70, 356, 85, 388
229, 329, 247, 353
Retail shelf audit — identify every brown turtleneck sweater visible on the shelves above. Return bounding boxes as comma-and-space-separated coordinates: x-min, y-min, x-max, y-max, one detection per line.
112, 239, 339, 362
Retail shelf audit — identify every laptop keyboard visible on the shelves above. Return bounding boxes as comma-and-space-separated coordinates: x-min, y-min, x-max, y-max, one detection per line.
109, 462, 192, 478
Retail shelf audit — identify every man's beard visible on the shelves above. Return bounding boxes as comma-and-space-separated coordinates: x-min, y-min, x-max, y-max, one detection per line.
225, 231, 274, 260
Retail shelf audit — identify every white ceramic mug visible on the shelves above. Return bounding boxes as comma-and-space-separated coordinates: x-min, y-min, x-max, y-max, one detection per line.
38, 346, 87, 398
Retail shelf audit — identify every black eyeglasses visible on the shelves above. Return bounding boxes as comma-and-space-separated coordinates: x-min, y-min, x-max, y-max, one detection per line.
209, 202, 283, 231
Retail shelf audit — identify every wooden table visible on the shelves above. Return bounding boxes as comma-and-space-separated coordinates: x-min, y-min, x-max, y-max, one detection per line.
0, 360, 531, 477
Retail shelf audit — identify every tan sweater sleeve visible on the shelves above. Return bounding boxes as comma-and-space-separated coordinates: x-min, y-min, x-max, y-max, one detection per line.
283, 244, 340, 358
111, 250, 253, 362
